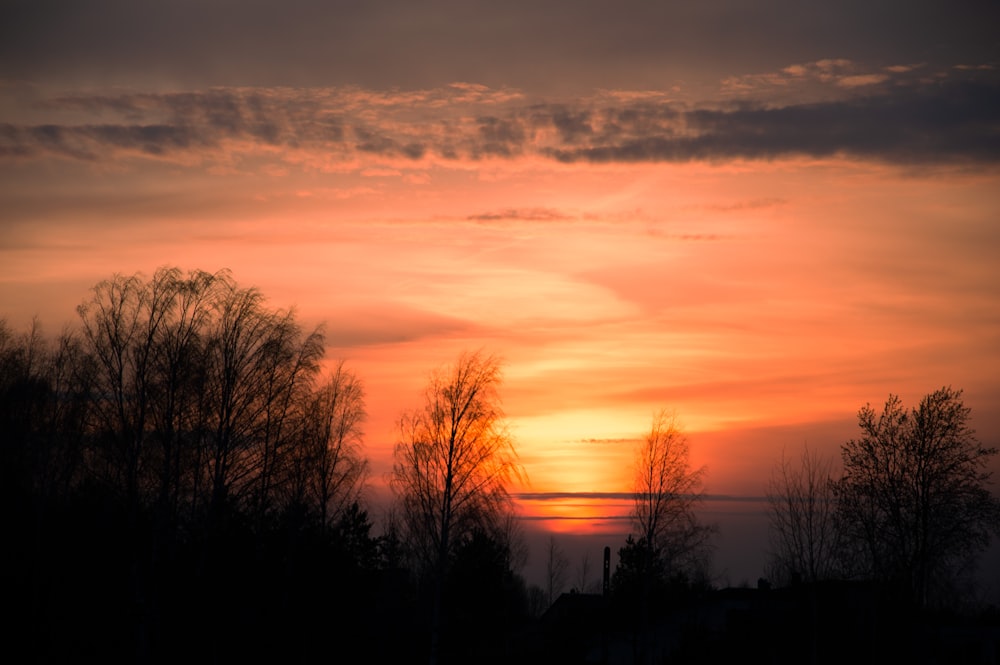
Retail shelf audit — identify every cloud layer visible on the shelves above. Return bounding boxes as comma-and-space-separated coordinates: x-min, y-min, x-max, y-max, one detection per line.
3, 64, 997, 169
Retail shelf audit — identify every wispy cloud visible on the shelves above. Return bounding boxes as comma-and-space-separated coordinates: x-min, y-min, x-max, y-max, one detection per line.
321, 304, 479, 348
466, 207, 574, 222
699, 198, 787, 213
721, 58, 902, 93
577, 437, 642, 445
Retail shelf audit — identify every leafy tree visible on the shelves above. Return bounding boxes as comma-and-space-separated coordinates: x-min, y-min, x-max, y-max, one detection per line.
832, 387, 1000, 607
391, 349, 522, 665
766, 444, 841, 586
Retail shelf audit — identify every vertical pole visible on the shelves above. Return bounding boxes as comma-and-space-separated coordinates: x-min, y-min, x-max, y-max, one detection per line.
603, 546, 610, 597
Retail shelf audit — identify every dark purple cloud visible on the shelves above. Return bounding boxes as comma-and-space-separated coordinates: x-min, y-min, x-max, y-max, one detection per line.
2, 71, 997, 166
544, 79, 1000, 164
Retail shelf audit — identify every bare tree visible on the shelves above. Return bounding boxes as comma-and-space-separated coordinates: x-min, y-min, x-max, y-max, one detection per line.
200, 280, 322, 520
833, 387, 1000, 608
77, 267, 223, 515
75, 269, 338, 522
767, 444, 841, 665
78, 270, 174, 504
391, 349, 522, 665
617, 410, 714, 665
632, 409, 713, 579
576, 552, 593, 594
766, 444, 840, 586
6, 270, 389, 661
285, 360, 368, 526
147, 269, 221, 523
0, 318, 94, 507
495, 509, 529, 576
202, 280, 267, 515
545, 534, 570, 606
526, 584, 548, 619
246, 309, 324, 529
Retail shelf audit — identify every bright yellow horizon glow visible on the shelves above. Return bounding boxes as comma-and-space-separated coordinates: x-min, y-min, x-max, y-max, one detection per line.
514, 495, 634, 535
510, 409, 639, 494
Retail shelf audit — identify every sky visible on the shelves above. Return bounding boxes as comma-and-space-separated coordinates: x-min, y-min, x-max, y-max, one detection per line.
2, 0, 999, 592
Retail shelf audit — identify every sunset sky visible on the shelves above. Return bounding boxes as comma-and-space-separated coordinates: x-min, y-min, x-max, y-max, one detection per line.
2, 1, 998, 589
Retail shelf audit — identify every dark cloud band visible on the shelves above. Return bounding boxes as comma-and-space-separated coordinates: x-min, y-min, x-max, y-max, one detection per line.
3, 76, 998, 166
546, 81, 1000, 164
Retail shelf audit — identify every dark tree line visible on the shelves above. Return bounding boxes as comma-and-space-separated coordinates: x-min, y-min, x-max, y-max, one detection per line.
1, 268, 380, 664
4, 267, 999, 665
767, 387, 1000, 611
1, 270, 546, 665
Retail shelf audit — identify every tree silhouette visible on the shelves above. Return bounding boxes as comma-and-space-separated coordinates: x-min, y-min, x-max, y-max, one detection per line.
75, 268, 342, 529
77, 270, 172, 507
575, 551, 593, 594
766, 444, 841, 586
1, 318, 94, 510
833, 387, 1000, 608
4, 269, 384, 662
14, 270, 1000, 662
615, 410, 713, 665
444, 526, 531, 665
145, 268, 219, 528
766, 444, 841, 665
391, 349, 523, 665
545, 534, 570, 606
201, 277, 324, 523
284, 360, 368, 528
631, 410, 713, 582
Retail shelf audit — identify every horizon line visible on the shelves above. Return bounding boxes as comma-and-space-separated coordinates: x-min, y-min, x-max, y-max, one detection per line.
513, 492, 769, 503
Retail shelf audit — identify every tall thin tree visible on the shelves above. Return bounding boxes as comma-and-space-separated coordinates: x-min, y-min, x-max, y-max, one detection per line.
632, 410, 712, 577
766, 444, 840, 586
391, 350, 522, 665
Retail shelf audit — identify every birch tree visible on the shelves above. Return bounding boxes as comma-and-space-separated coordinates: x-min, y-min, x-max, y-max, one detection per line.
391, 350, 522, 665
766, 444, 840, 585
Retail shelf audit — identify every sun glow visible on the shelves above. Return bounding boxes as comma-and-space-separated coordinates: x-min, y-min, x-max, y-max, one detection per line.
2, 64, 998, 552
510, 409, 640, 492
515, 495, 633, 535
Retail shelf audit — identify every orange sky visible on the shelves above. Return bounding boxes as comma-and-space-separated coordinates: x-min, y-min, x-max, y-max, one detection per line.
2, 1, 999, 589
3, 154, 997, 505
